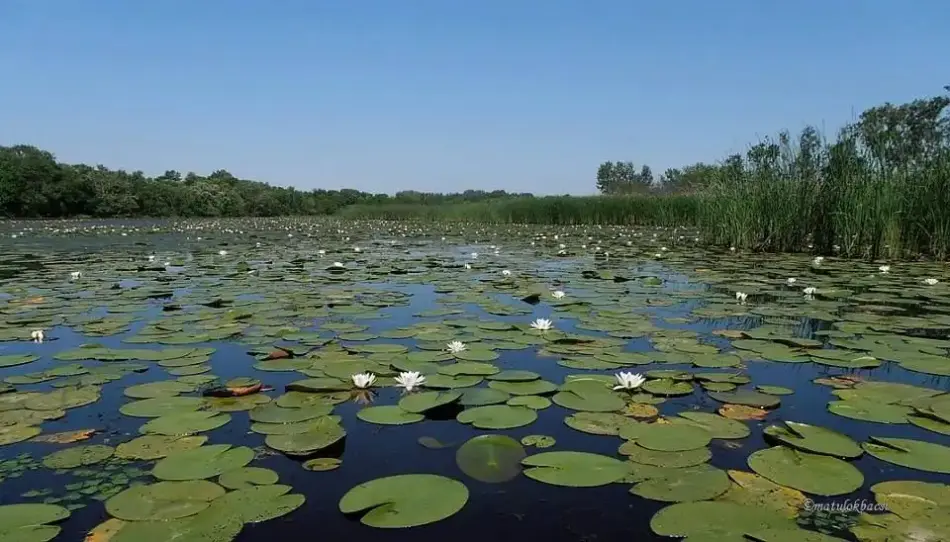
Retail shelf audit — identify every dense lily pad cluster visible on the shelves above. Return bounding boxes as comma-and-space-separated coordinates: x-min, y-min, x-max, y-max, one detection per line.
1, 220, 950, 540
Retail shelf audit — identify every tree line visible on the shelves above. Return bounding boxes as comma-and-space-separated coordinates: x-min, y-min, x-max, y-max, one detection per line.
595, 89, 950, 196
0, 148, 532, 218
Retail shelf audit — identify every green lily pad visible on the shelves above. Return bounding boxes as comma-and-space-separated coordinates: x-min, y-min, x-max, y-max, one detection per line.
747, 446, 864, 496
455, 434, 526, 483
398, 390, 462, 413
671, 412, 751, 439
206, 484, 305, 523
708, 390, 781, 408
0, 354, 39, 368
620, 442, 711, 467
356, 405, 424, 425
635, 423, 712, 452
152, 444, 254, 481
564, 411, 639, 436
105, 480, 225, 521
248, 404, 331, 424
763, 421, 862, 458
338, 474, 469, 528
459, 387, 511, 406
42, 445, 114, 469
116, 435, 208, 460
457, 404, 538, 429
119, 396, 205, 418
649, 501, 795, 538
303, 457, 343, 471
507, 395, 552, 409
109, 507, 243, 542
264, 419, 346, 456
140, 411, 231, 435
0, 503, 70, 542
863, 436, 950, 474
828, 399, 911, 424
218, 467, 279, 489
631, 466, 730, 502
521, 451, 629, 487
520, 435, 556, 448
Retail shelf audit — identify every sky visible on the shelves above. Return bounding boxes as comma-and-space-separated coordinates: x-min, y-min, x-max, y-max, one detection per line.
1, 1, 948, 195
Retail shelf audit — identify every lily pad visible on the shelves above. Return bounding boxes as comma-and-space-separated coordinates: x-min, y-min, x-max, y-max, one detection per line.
338, 474, 469, 528
631, 467, 731, 502
747, 446, 864, 496
151, 444, 255, 481
863, 436, 950, 474
105, 480, 225, 521
455, 435, 526, 483
457, 405, 538, 429
356, 406, 424, 425
116, 435, 208, 460
521, 451, 629, 487
763, 421, 862, 458
398, 390, 462, 413
42, 444, 114, 469
635, 423, 712, 452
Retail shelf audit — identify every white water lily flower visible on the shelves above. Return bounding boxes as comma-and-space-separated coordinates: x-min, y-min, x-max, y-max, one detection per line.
735, 292, 748, 303
351, 372, 376, 389
332, 261, 344, 267
879, 265, 891, 274
613, 371, 646, 391
317, 249, 326, 256
530, 318, 553, 331
786, 278, 797, 285
446, 341, 467, 354
395, 371, 426, 392
218, 250, 228, 256
501, 269, 511, 276
69, 271, 82, 280
30, 329, 44, 343
923, 278, 940, 286
353, 247, 361, 252
803, 287, 818, 295
552, 290, 566, 299
147, 255, 156, 262
464, 263, 472, 270
812, 256, 824, 266
471, 252, 478, 259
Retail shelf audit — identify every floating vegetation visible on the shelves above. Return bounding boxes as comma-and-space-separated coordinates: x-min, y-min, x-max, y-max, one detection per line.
1, 219, 950, 540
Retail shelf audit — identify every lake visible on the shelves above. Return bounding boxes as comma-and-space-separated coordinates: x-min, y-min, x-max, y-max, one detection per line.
1, 218, 949, 541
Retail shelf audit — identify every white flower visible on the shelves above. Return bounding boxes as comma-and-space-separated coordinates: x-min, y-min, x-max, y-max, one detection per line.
501, 269, 511, 276
786, 278, 797, 285
69, 271, 82, 280
147, 255, 156, 262
30, 329, 44, 343
803, 287, 818, 295
879, 265, 890, 274
464, 263, 472, 270
332, 261, 344, 268
354, 247, 361, 253
923, 278, 940, 286
317, 249, 326, 256
530, 318, 553, 331
395, 371, 426, 392
812, 256, 824, 266
218, 250, 228, 256
351, 372, 376, 389
471, 252, 478, 259
446, 341, 467, 354
552, 290, 566, 299
612, 372, 646, 391
735, 292, 748, 303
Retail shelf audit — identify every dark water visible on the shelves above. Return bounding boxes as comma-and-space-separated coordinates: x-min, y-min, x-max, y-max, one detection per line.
1, 229, 950, 540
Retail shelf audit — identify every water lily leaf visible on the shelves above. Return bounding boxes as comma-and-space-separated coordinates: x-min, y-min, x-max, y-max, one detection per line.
251, 415, 342, 435
455, 434, 526, 483
870, 479, 950, 519
642, 379, 694, 396
520, 435, 555, 448
356, 405, 424, 425
152, 444, 254, 481
248, 404, 331, 424
452, 350, 500, 363
303, 457, 343, 471
719, 403, 769, 420
487, 370, 541, 382
0, 354, 39, 368
264, 419, 345, 456
105, 480, 225, 521
115, 435, 207, 460
763, 421, 862, 458
206, 484, 304, 523
756, 385, 794, 396
672, 412, 751, 439
747, 446, 864, 496
26, 386, 100, 411
123, 381, 195, 399
552, 380, 626, 412
0, 503, 70, 542
620, 442, 711, 467
718, 470, 806, 518
649, 501, 795, 538
709, 390, 781, 408
459, 387, 510, 406
140, 411, 231, 436
487, 379, 558, 396
398, 390, 462, 413
218, 467, 279, 489
827, 399, 910, 424
119, 396, 205, 418
506, 395, 552, 409
521, 451, 629, 487
631, 466, 731, 502
0, 424, 42, 445
457, 404, 537, 429
564, 411, 639, 436
109, 508, 242, 542
338, 474, 469, 528
863, 436, 950, 474
42, 444, 114, 469
635, 423, 712, 452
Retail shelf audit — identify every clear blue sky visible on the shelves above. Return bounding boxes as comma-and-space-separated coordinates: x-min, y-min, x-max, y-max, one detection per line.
1, 1, 947, 195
